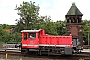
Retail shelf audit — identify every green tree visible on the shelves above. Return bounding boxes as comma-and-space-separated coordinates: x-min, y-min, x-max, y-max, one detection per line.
39, 16, 58, 35
2, 24, 12, 29
82, 20, 90, 45
56, 20, 66, 35
15, 1, 40, 31
13, 32, 21, 43
0, 26, 10, 44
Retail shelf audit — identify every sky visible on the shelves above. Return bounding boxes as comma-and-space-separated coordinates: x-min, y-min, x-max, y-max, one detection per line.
0, 0, 90, 25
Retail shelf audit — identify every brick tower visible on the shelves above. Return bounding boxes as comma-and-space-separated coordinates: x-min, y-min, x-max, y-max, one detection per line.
65, 3, 83, 47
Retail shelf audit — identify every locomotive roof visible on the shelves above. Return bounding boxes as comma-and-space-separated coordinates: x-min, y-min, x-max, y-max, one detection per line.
21, 30, 41, 32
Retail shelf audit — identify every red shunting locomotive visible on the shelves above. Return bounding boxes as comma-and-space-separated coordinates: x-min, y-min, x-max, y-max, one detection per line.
21, 29, 80, 55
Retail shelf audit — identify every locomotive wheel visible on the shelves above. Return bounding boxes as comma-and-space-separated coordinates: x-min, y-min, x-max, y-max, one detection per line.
77, 50, 81, 54
21, 48, 29, 54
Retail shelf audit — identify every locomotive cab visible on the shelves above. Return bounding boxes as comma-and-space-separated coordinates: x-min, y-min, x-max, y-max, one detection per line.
21, 30, 42, 54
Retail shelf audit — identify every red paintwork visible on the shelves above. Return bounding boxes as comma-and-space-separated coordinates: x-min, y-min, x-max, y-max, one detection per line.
21, 29, 72, 49
39, 36, 72, 48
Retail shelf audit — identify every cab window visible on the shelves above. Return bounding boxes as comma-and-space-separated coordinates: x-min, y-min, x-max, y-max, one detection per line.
24, 33, 27, 40
28, 33, 36, 39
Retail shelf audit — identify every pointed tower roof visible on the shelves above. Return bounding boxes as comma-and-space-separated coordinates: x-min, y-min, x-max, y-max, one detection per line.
66, 2, 83, 16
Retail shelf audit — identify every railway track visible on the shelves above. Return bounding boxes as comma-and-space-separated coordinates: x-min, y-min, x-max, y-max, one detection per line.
0, 49, 90, 60
0, 44, 89, 60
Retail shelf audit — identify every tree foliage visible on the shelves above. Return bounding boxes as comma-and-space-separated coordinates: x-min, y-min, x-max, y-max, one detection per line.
56, 20, 66, 35
82, 20, 90, 44
15, 1, 40, 30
